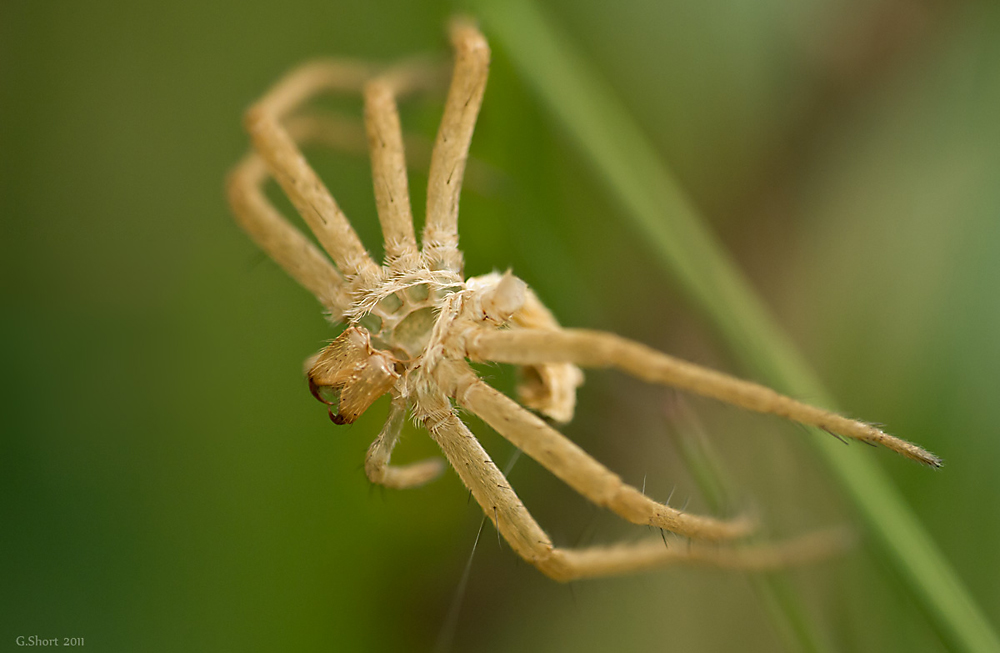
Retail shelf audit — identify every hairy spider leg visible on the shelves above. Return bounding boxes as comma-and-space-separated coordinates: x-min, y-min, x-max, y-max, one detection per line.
243, 60, 381, 281
364, 66, 424, 271
467, 328, 942, 467
422, 20, 490, 274
228, 59, 447, 314
452, 363, 754, 541
364, 393, 445, 489
227, 153, 349, 314
420, 386, 846, 581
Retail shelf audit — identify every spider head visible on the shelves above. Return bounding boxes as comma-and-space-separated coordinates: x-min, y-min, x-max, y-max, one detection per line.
307, 326, 400, 424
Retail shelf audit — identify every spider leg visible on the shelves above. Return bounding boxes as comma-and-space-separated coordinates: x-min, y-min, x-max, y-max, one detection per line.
418, 393, 555, 564
545, 528, 851, 581
466, 328, 942, 467
227, 152, 349, 314
365, 394, 444, 489
363, 64, 429, 272
419, 388, 845, 581
450, 364, 754, 541
422, 20, 490, 273
243, 60, 381, 281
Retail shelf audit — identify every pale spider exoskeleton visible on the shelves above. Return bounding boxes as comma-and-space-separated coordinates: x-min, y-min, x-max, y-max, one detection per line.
226, 20, 939, 582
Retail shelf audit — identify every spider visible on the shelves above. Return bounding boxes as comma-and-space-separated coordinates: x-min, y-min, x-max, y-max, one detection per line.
226, 19, 940, 582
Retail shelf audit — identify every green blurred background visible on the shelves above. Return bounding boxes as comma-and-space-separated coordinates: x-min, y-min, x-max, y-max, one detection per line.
2, 0, 998, 651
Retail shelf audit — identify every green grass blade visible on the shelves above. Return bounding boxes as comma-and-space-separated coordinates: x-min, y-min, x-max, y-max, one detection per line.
470, 1, 1000, 651
668, 399, 838, 653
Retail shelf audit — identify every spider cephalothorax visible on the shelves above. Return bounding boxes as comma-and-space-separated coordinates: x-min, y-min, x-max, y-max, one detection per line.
306, 269, 571, 425
227, 20, 938, 581
306, 268, 581, 427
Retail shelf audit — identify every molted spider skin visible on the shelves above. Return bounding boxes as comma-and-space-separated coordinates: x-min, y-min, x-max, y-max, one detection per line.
227, 19, 939, 582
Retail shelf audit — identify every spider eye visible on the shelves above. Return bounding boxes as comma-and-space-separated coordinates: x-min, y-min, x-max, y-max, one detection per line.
307, 327, 399, 424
